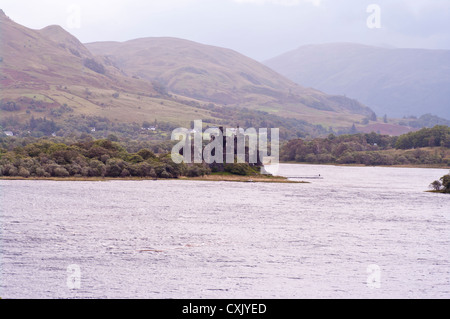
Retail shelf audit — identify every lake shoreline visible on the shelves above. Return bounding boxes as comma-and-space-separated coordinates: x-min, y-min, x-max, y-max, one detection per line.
0, 174, 305, 184
280, 161, 450, 169
2, 162, 448, 183
426, 190, 449, 194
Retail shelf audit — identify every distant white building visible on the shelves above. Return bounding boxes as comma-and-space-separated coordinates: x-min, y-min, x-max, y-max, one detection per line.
4, 131, 13, 136
90, 127, 96, 132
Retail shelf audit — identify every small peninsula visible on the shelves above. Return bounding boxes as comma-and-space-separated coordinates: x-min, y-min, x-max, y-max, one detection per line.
0, 135, 298, 183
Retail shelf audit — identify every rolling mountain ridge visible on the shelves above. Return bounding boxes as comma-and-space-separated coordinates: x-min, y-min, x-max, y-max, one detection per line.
264, 43, 450, 120
85, 37, 376, 124
0, 9, 218, 130
1, 9, 417, 139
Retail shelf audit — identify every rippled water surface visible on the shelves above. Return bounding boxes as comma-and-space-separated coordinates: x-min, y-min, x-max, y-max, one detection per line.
1, 164, 449, 299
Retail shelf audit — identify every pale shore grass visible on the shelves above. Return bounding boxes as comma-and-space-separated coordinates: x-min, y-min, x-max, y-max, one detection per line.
179, 174, 306, 183
0, 174, 306, 184
425, 190, 449, 194
281, 161, 450, 169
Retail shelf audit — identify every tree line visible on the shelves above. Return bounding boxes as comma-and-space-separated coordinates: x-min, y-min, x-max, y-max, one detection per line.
0, 136, 210, 179
394, 125, 450, 149
0, 135, 262, 179
1, 113, 179, 141
281, 126, 450, 166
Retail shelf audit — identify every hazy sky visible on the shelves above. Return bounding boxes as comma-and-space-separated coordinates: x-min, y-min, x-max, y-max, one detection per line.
2, 0, 450, 60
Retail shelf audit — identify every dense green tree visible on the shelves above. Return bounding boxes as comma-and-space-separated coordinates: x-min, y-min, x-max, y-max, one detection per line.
137, 148, 156, 160
280, 126, 449, 167
395, 126, 450, 149
430, 180, 442, 191
441, 175, 450, 193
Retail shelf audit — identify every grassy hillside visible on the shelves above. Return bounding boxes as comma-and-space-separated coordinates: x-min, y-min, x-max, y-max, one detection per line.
1, 10, 386, 139
85, 37, 375, 127
0, 11, 223, 134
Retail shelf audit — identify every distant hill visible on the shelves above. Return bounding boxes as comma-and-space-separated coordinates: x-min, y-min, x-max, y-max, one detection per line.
0, 11, 144, 91
0, 10, 220, 132
264, 43, 450, 120
0, 10, 410, 139
85, 38, 376, 127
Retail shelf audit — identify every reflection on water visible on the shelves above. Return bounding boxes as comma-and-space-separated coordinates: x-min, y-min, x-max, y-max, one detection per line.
0, 164, 449, 298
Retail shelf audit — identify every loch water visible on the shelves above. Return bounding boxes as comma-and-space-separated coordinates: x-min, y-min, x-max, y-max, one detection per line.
0, 164, 449, 298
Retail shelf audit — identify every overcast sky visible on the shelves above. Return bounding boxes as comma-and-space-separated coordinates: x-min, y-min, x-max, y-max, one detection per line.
2, 0, 450, 61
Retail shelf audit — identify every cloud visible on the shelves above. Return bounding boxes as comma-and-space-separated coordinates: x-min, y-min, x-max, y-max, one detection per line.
1, 0, 449, 60
232, 0, 321, 7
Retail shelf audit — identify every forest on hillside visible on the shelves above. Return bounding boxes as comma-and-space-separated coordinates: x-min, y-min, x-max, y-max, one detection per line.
281, 126, 450, 166
1, 96, 370, 141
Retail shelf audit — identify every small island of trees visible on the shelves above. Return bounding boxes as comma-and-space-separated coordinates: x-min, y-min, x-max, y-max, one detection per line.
429, 174, 450, 193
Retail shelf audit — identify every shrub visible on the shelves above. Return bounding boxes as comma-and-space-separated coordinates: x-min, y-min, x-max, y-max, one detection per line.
395, 155, 410, 165
316, 153, 334, 164
105, 159, 126, 177
88, 146, 111, 160
159, 155, 185, 178
337, 152, 355, 164
304, 154, 317, 163
430, 180, 442, 191
88, 160, 106, 177
1, 101, 20, 111
224, 163, 252, 176
80, 167, 90, 177
140, 162, 157, 177
66, 164, 82, 175
137, 149, 156, 160
100, 154, 110, 164
107, 134, 119, 142
159, 170, 172, 179
24, 144, 42, 157
441, 175, 450, 193
148, 168, 157, 178
53, 167, 69, 177
186, 164, 209, 177
35, 167, 46, 177
52, 150, 79, 165
120, 168, 131, 177
128, 154, 144, 164
3, 164, 18, 176
18, 167, 30, 178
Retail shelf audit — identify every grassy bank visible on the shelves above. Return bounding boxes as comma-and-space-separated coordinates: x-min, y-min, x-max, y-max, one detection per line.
281, 161, 450, 169
0, 173, 304, 184
180, 172, 306, 183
